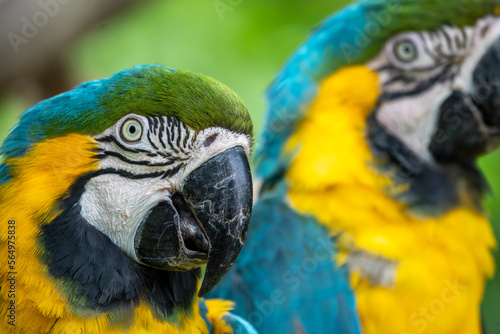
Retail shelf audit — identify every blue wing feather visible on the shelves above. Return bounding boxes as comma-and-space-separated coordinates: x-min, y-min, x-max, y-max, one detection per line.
208, 183, 362, 333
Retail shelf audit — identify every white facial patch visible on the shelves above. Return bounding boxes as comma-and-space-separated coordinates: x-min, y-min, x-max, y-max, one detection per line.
78, 114, 252, 259
79, 173, 172, 260
375, 85, 452, 161
368, 16, 500, 162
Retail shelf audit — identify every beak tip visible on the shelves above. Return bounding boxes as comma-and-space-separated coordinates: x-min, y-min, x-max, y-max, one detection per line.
197, 271, 224, 298
198, 286, 209, 298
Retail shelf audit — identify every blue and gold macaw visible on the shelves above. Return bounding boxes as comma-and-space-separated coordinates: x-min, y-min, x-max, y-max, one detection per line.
0, 64, 258, 334
210, 1, 500, 333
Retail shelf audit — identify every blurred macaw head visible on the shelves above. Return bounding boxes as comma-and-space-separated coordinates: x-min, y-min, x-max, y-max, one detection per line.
257, 0, 500, 208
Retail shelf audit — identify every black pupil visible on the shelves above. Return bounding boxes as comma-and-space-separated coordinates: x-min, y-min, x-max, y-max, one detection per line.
129, 125, 136, 134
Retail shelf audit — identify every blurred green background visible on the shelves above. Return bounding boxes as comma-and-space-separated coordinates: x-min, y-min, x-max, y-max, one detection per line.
1, 0, 499, 331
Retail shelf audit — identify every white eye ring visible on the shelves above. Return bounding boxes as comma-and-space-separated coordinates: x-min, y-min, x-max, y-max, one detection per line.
394, 39, 418, 63
121, 118, 143, 142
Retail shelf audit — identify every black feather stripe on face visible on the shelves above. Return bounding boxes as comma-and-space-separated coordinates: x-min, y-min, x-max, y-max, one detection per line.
38, 173, 201, 318
366, 113, 488, 214
95, 116, 195, 177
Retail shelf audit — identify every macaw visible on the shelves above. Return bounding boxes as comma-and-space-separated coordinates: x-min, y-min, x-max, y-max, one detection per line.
0, 64, 258, 334
209, 1, 500, 333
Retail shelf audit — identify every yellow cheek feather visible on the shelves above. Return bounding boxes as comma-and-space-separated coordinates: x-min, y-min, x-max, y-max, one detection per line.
0, 134, 229, 334
0, 134, 101, 333
285, 66, 496, 334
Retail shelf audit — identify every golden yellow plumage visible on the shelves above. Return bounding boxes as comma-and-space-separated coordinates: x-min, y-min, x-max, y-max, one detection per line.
285, 66, 496, 334
0, 134, 233, 334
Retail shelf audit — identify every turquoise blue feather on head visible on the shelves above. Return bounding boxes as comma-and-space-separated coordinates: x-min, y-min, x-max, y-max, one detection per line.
1, 64, 252, 161
255, 0, 500, 182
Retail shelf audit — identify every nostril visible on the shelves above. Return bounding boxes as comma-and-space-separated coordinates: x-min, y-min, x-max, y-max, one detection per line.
203, 134, 218, 147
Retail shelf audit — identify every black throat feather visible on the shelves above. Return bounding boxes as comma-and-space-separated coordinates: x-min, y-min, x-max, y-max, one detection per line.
38, 173, 201, 321
366, 113, 489, 216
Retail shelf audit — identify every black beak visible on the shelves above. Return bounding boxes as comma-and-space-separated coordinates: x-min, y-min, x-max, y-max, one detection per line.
430, 36, 500, 162
181, 146, 253, 297
134, 146, 253, 297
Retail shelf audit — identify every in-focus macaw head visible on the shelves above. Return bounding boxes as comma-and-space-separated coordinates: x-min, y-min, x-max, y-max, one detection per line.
257, 0, 500, 208
1, 64, 253, 299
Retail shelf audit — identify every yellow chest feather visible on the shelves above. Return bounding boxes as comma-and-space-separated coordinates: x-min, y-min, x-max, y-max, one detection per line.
285, 66, 496, 334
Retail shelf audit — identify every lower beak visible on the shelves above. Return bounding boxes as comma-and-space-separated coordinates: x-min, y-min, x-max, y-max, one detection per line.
134, 146, 253, 297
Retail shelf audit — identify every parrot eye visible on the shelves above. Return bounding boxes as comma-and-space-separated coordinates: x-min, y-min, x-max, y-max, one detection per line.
394, 40, 418, 63
121, 119, 143, 142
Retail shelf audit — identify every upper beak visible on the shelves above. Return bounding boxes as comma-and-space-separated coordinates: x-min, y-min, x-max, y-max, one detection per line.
134, 146, 253, 297
431, 35, 500, 162
181, 146, 253, 297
